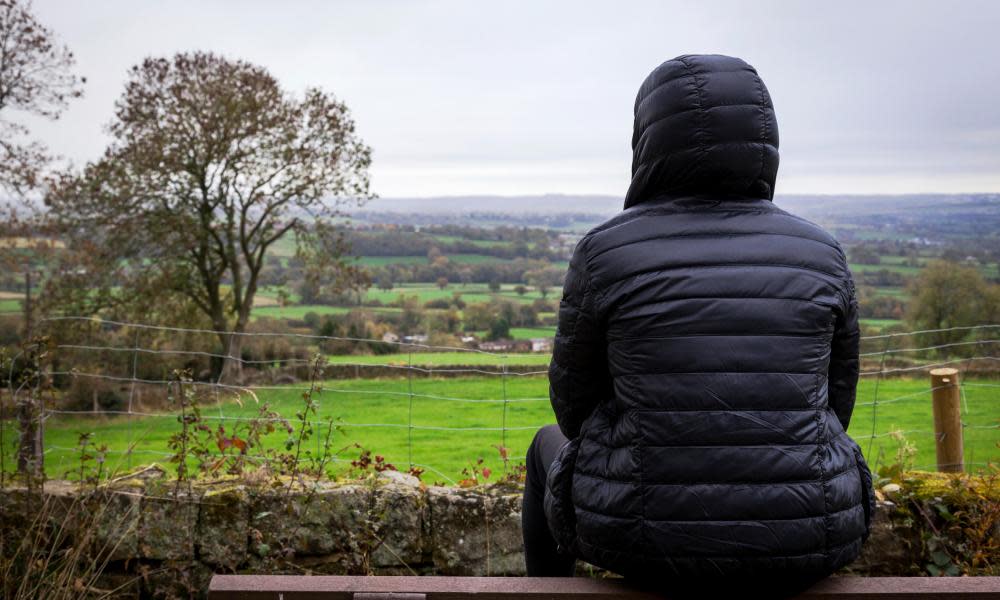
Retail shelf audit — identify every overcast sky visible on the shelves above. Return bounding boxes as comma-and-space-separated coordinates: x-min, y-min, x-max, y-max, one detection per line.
16, 0, 1000, 198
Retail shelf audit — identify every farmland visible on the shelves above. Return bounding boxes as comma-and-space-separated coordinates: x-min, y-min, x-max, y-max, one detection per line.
229, 200, 1000, 341
2, 194, 999, 484
7, 374, 997, 483
325, 351, 551, 366
5, 197, 999, 344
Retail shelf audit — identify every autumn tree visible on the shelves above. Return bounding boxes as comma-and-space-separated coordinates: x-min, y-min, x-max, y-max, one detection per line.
0, 0, 83, 335
525, 266, 564, 299
906, 260, 1000, 352
0, 0, 83, 477
45, 52, 372, 381
488, 318, 510, 341
0, 0, 84, 195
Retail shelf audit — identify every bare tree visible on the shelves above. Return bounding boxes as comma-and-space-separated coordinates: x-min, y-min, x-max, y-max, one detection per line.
45, 52, 372, 382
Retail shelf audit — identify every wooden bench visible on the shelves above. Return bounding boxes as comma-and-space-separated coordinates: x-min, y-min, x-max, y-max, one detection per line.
208, 575, 1000, 599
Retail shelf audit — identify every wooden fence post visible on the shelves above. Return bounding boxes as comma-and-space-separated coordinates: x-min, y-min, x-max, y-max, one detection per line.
929, 367, 963, 473
16, 340, 45, 481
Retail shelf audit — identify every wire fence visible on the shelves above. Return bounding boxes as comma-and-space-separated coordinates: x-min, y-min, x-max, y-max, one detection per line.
1, 317, 998, 486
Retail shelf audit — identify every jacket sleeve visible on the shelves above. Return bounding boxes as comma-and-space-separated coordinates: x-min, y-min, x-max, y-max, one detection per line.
829, 270, 861, 432
548, 240, 611, 439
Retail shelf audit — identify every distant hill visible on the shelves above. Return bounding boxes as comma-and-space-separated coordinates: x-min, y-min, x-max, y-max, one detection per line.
365, 193, 998, 217
359, 194, 622, 216
357, 193, 1000, 234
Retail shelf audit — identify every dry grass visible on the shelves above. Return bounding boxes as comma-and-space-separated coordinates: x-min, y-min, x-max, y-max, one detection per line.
1, 483, 142, 599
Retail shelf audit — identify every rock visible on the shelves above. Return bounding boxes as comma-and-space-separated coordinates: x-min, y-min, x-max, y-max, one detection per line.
138, 486, 198, 560
8, 469, 992, 589
0, 486, 35, 557
371, 480, 428, 569
428, 486, 524, 576
881, 483, 901, 494
378, 470, 421, 487
251, 483, 371, 561
87, 486, 142, 562
197, 486, 250, 568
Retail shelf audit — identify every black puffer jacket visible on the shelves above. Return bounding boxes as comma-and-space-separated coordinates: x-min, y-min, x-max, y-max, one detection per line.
543, 54, 875, 579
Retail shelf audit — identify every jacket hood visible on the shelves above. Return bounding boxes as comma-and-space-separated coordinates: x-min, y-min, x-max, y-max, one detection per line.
624, 54, 779, 209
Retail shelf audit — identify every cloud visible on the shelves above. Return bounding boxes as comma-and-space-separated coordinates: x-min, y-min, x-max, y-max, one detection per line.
18, 0, 1000, 196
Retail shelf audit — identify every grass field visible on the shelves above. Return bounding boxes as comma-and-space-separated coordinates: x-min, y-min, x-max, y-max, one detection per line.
353, 256, 426, 267
267, 234, 299, 257
879, 255, 920, 266
5, 376, 996, 484
249, 281, 560, 320
355, 254, 512, 267
472, 327, 556, 340
871, 286, 909, 299
0, 299, 20, 314
429, 235, 511, 248
363, 283, 555, 305
507, 327, 556, 339
253, 304, 405, 319
848, 263, 923, 276
860, 318, 903, 331
326, 352, 551, 366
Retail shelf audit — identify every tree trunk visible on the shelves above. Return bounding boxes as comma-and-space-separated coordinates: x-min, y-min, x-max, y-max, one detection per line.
219, 330, 244, 385
15, 378, 43, 479
23, 270, 33, 341
15, 400, 34, 474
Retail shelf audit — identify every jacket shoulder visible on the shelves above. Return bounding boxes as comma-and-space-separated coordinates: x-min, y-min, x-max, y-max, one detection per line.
572, 204, 656, 263
766, 205, 846, 256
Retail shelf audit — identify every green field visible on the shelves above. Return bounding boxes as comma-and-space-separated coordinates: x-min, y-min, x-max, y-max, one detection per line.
429, 235, 511, 248
355, 254, 511, 267
5, 376, 996, 484
983, 262, 1000, 279
871, 286, 909, 299
268, 234, 299, 257
0, 299, 20, 314
327, 352, 551, 366
508, 327, 556, 339
472, 327, 556, 340
848, 263, 923, 276
353, 256, 426, 267
879, 255, 921, 266
249, 281, 560, 321
253, 304, 405, 319
860, 318, 903, 331
363, 283, 555, 305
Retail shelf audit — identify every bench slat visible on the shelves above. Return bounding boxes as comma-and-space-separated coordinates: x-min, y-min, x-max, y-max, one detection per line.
208, 575, 1000, 600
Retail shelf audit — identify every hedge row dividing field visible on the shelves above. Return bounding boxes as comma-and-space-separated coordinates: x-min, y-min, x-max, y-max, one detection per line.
4, 375, 996, 484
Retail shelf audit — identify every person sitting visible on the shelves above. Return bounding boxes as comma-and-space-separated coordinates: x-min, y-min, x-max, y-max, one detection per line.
521, 54, 875, 595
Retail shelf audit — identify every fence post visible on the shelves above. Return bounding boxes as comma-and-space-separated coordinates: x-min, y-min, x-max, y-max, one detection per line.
930, 367, 963, 473
16, 340, 45, 482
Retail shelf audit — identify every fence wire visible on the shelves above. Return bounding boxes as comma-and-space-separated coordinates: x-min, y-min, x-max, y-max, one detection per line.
1, 318, 998, 484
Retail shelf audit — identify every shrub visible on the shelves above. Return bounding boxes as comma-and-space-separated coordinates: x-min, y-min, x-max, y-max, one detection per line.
0, 315, 21, 346
62, 376, 127, 413
424, 298, 451, 310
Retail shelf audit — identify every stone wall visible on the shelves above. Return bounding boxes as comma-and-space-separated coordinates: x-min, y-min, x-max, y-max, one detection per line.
0, 470, 993, 598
